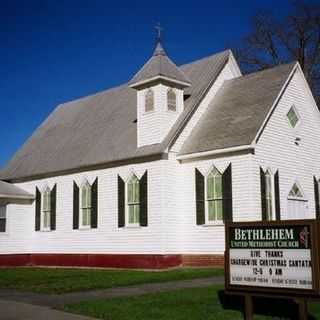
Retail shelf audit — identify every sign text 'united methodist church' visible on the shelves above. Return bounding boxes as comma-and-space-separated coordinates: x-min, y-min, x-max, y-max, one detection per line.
225, 220, 320, 296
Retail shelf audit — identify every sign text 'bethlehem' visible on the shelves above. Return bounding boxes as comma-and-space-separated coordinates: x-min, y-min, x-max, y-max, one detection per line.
228, 224, 312, 290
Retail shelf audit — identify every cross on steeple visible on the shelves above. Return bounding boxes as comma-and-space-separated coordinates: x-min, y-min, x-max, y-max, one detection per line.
155, 23, 163, 42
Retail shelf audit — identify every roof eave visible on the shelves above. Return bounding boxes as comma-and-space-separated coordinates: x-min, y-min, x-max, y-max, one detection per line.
177, 144, 255, 161
129, 75, 191, 89
0, 193, 34, 200
3, 152, 168, 183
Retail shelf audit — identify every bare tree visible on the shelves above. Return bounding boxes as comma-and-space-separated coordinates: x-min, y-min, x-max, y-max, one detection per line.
235, 1, 320, 105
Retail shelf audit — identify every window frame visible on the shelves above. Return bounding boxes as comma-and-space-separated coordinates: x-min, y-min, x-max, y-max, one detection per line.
317, 179, 320, 208
264, 170, 274, 221
125, 174, 140, 227
79, 180, 92, 229
288, 182, 306, 202
205, 167, 223, 225
0, 205, 7, 234
41, 187, 51, 231
167, 88, 177, 112
286, 105, 300, 129
145, 89, 154, 113
287, 181, 308, 219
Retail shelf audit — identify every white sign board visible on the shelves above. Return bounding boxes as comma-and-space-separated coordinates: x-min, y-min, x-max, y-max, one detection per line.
228, 224, 313, 290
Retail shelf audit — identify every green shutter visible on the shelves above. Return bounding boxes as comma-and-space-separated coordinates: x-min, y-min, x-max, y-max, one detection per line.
91, 178, 98, 228
222, 164, 233, 223
260, 168, 267, 221
35, 187, 41, 231
118, 175, 125, 227
50, 184, 57, 230
274, 171, 281, 221
73, 181, 79, 229
195, 168, 205, 225
314, 176, 320, 219
139, 171, 148, 227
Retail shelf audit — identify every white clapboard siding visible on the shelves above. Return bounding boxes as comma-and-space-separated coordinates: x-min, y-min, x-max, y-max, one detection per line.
137, 84, 184, 147
1, 152, 256, 256
163, 153, 257, 254
0, 160, 171, 254
0, 204, 33, 254
254, 67, 320, 221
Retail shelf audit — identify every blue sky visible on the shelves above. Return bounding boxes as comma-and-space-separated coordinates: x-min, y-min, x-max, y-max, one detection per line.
0, 0, 292, 168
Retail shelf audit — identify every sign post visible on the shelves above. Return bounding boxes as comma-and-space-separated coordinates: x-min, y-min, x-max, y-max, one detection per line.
225, 219, 320, 319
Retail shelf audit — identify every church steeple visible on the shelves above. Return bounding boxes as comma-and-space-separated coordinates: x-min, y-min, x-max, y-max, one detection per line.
153, 23, 166, 56
130, 28, 190, 148
129, 27, 190, 89
153, 41, 166, 56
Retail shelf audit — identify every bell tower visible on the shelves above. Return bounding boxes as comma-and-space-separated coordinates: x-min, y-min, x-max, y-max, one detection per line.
129, 27, 191, 147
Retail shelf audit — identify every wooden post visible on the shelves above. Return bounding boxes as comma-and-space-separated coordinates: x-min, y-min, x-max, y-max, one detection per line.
297, 299, 308, 320
244, 295, 253, 320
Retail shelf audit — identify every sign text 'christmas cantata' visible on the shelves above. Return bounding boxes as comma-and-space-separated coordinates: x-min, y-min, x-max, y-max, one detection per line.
229, 224, 312, 290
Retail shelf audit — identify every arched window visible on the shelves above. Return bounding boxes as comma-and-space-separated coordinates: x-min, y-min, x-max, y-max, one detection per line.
167, 89, 176, 111
265, 171, 273, 220
145, 89, 154, 112
42, 187, 51, 230
287, 182, 308, 219
81, 181, 92, 227
127, 175, 140, 224
206, 167, 223, 222
288, 183, 303, 198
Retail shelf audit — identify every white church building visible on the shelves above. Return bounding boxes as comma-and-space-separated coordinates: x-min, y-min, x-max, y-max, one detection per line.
0, 38, 319, 268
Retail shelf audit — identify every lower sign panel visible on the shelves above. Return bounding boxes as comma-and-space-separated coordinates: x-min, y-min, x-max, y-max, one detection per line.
230, 248, 312, 290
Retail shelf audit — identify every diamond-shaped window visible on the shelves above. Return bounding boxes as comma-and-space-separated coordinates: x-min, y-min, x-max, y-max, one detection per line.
287, 106, 299, 128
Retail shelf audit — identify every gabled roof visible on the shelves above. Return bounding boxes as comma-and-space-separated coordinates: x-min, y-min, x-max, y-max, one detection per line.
0, 50, 231, 181
179, 62, 297, 156
0, 180, 33, 200
129, 42, 191, 88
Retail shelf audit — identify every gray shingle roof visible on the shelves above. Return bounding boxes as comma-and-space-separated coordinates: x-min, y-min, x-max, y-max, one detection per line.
0, 50, 231, 181
179, 62, 296, 156
0, 180, 33, 200
129, 42, 191, 87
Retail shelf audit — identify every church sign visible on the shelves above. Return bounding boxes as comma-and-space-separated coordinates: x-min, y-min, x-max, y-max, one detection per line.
225, 220, 320, 296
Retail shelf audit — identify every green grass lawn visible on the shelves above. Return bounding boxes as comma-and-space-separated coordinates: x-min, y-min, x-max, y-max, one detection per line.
0, 267, 223, 294
65, 285, 320, 320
